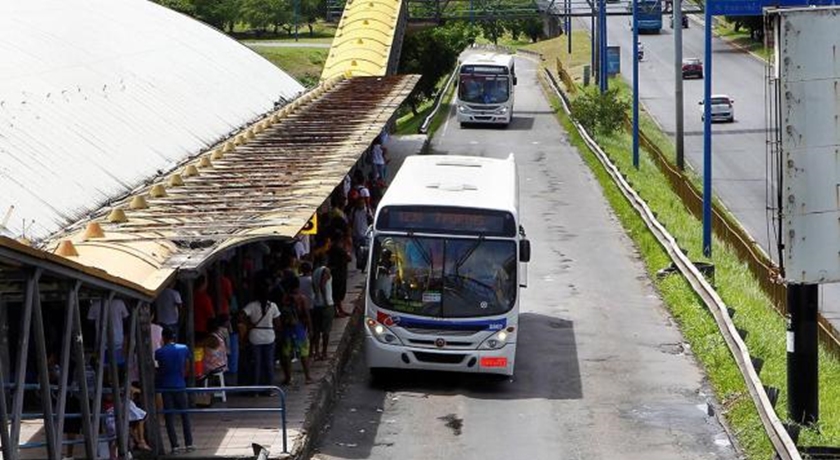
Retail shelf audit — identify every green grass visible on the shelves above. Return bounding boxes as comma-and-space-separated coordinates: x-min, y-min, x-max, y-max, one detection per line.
713, 20, 772, 62
248, 45, 328, 88
529, 39, 840, 459
521, 32, 591, 82
395, 72, 457, 135
232, 20, 337, 43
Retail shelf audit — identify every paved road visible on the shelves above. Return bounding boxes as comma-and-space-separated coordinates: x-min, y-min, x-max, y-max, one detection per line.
308, 55, 737, 460
594, 14, 840, 326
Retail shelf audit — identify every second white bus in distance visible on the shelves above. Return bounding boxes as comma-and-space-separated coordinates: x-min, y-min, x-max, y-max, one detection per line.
364, 154, 531, 377
456, 52, 517, 127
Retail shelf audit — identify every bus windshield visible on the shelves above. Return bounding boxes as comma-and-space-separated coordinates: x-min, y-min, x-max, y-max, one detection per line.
369, 235, 517, 318
458, 74, 510, 104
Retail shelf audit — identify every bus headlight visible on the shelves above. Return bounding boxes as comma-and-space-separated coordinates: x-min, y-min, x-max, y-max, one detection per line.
495, 107, 508, 114
458, 105, 467, 113
479, 329, 513, 349
366, 318, 401, 345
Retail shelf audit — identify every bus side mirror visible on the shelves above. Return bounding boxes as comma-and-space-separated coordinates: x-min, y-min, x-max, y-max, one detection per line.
513, 76, 518, 86
519, 239, 531, 262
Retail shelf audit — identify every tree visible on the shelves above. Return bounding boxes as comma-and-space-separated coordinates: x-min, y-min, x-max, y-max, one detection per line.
241, 0, 289, 34
154, 0, 195, 15
570, 87, 630, 135
479, 18, 505, 45
193, 0, 241, 31
520, 16, 544, 42
398, 21, 479, 114
724, 15, 764, 41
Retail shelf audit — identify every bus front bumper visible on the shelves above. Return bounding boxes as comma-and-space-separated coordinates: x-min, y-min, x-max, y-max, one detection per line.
457, 106, 511, 125
365, 335, 516, 376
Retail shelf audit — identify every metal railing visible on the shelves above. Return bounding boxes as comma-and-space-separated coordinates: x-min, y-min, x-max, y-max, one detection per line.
157, 386, 289, 454
418, 65, 459, 134
544, 68, 801, 460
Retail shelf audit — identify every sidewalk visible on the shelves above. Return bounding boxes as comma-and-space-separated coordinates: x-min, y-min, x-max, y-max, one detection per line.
10, 134, 427, 460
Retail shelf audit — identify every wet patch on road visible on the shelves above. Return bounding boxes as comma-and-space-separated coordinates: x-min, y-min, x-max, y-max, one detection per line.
438, 414, 464, 435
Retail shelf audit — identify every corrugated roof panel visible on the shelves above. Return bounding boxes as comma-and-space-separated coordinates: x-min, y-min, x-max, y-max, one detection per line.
0, 0, 305, 242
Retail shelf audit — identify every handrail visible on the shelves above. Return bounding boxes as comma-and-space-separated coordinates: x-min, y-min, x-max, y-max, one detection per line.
543, 68, 801, 460
157, 386, 288, 454
418, 65, 459, 134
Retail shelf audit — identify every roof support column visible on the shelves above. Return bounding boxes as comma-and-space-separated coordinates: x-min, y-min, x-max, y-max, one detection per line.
119, 303, 140, 457
32, 274, 59, 460
10, 268, 42, 459
71, 288, 95, 459
137, 302, 162, 457
54, 281, 82, 459
106, 294, 127, 459
0, 294, 14, 460
184, 278, 196, 388
91, 292, 115, 454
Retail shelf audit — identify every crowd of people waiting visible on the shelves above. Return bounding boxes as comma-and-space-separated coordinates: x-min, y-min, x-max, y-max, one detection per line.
44, 135, 391, 459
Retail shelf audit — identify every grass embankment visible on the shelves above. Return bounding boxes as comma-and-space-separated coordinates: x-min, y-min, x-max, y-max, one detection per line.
394, 73, 457, 136
529, 31, 840, 458
713, 20, 772, 62
248, 46, 328, 88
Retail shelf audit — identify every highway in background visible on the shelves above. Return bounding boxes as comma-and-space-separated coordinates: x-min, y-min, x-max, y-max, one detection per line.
309, 54, 737, 460
589, 13, 840, 324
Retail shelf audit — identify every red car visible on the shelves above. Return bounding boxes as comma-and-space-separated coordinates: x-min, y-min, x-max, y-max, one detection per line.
681, 58, 703, 79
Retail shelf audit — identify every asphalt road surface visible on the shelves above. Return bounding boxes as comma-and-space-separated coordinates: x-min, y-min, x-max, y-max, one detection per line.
308, 55, 738, 460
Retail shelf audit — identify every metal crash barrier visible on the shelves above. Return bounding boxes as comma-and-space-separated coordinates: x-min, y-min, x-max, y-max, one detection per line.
157, 386, 288, 454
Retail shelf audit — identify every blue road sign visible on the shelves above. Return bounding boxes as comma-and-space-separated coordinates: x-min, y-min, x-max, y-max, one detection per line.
707, 0, 839, 16
607, 46, 621, 75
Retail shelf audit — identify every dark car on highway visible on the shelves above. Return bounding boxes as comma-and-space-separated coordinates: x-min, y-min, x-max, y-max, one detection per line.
681, 58, 703, 79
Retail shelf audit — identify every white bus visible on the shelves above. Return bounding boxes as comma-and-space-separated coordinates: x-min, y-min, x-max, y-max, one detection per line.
363, 154, 531, 377
456, 52, 517, 127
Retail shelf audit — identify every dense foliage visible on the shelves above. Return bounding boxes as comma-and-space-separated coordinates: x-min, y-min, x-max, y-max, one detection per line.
154, 0, 321, 36
570, 87, 630, 135
398, 21, 479, 114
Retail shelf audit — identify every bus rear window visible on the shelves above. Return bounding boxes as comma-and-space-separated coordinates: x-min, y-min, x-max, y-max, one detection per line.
376, 206, 516, 237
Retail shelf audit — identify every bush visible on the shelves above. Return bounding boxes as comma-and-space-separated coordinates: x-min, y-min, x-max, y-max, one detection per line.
570, 87, 630, 135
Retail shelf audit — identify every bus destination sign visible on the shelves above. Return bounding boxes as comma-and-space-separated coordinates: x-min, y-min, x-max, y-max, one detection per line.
377, 206, 516, 237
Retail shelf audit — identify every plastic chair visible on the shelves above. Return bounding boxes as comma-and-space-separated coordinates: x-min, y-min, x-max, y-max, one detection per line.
202, 369, 227, 402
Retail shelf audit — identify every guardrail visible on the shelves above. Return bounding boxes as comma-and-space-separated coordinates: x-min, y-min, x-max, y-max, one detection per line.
158, 386, 288, 454
543, 68, 801, 460
418, 65, 458, 134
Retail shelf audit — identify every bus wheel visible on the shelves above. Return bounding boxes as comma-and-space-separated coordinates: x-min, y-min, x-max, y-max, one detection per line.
369, 368, 389, 384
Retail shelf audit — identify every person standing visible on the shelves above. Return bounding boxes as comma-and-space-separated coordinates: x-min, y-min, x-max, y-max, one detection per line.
193, 275, 215, 339
311, 256, 334, 361
328, 228, 352, 317
371, 137, 388, 183
154, 287, 182, 338
87, 297, 129, 366
155, 328, 194, 454
241, 277, 281, 390
279, 274, 313, 384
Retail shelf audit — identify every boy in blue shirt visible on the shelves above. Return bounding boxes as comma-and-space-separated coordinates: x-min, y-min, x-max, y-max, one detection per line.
155, 327, 194, 453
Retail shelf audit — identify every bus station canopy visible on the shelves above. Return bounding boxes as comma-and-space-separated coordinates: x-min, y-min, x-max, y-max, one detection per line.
0, 0, 419, 297
36, 74, 418, 297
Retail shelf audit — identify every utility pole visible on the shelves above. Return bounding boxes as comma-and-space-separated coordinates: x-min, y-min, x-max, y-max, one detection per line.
599, 0, 608, 92
674, 0, 685, 170
787, 283, 819, 425
631, 0, 639, 168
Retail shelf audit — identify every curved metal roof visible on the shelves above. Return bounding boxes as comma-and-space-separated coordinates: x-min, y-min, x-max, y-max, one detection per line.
321, 0, 403, 81
0, 0, 305, 242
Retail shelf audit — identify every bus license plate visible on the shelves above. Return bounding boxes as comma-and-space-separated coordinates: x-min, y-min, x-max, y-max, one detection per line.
480, 357, 508, 368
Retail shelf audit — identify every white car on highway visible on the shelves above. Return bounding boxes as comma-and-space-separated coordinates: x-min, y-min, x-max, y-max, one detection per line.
700, 94, 735, 123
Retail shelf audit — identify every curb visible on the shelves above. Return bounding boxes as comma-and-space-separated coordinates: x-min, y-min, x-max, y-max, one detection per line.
288, 292, 365, 460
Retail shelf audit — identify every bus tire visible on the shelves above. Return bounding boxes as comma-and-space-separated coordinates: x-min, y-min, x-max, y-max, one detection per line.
369, 368, 388, 384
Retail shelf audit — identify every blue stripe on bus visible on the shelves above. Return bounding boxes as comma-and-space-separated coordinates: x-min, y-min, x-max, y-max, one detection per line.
390, 315, 507, 331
